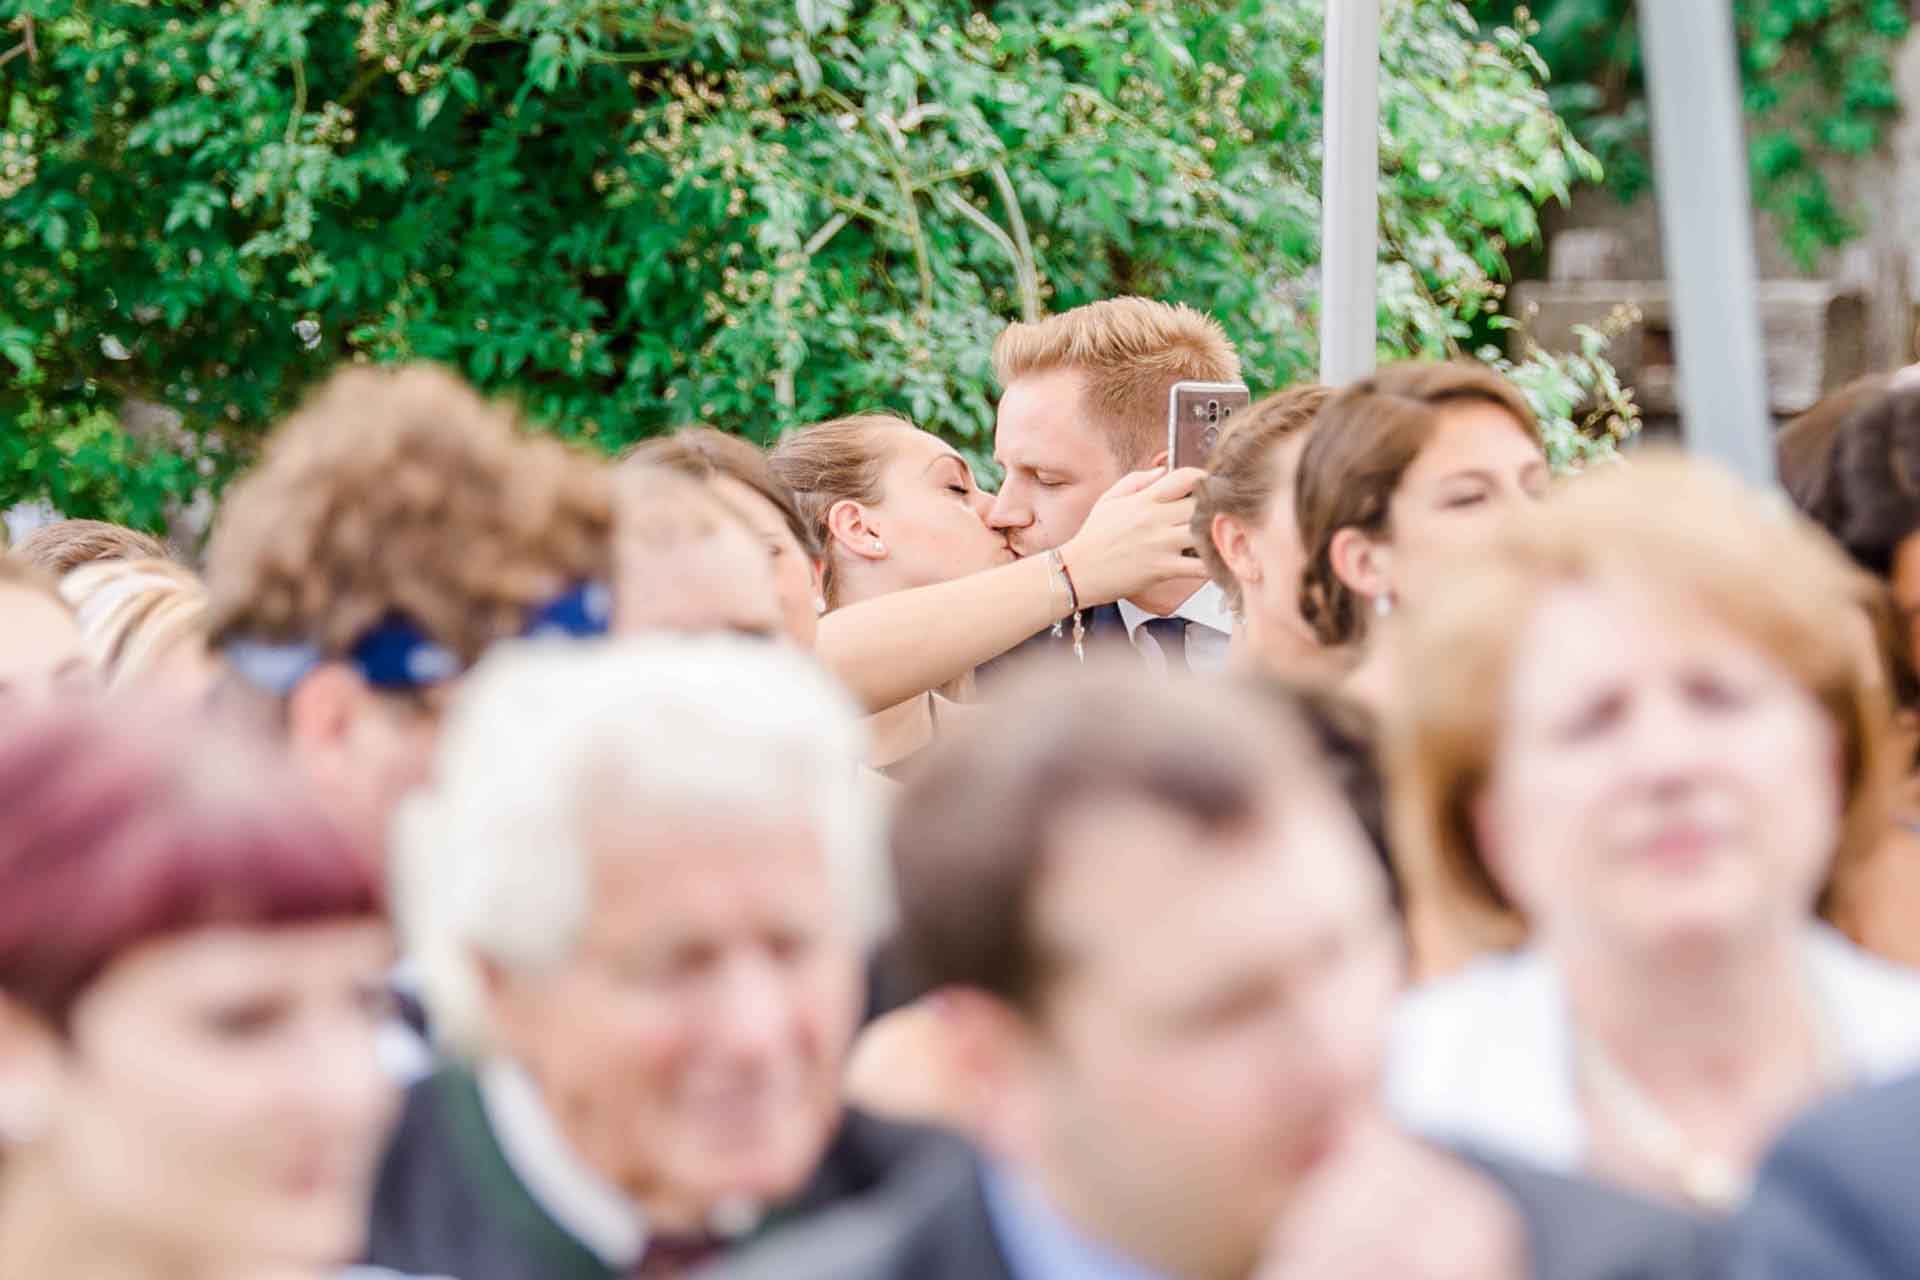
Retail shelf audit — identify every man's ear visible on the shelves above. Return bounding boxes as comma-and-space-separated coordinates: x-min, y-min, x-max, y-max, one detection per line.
1211, 513, 1261, 594
285, 663, 364, 758
1148, 449, 1171, 470
1329, 527, 1393, 605
825, 500, 886, 561
935, 988, 1046, 1159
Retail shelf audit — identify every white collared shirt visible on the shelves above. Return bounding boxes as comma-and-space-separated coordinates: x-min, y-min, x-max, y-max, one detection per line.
1117, 582, 1235, 675
1384, 925, 1920, 1177
480, 1062, 648, 1269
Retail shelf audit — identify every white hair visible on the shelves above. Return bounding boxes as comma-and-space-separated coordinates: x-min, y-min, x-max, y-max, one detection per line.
393, 636, 886, 1057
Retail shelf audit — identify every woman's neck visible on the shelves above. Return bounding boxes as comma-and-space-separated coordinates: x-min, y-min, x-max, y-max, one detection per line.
1565, 925, 1827, 1161
1233, 604, 1325, 683
865, 692, 935, 771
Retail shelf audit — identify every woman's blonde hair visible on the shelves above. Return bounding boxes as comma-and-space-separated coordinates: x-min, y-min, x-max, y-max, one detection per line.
1193, 385, 1332, 614
768, 413, 914, 607
1387, 451, 1894, 951
59, 558, 209, 690
1296, 362, 1539, 648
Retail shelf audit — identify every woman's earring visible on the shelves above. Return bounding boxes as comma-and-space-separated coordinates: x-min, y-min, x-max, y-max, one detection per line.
1373, 593, 1395, 619
870, 538, 885, 554
813, 596, 829, 616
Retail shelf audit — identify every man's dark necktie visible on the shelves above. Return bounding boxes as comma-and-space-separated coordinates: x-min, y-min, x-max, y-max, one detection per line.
1139, 615, 1188, 671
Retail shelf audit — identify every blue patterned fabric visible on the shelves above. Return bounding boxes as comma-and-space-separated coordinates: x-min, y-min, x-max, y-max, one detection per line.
224, 581, 612, 697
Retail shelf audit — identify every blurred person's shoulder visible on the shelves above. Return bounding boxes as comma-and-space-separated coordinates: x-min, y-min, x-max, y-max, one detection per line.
712, 1129, 1010, 1280
1807, 925, 1920, 1080
1459, 1148, 1725, 1280
1730, 1071, 1920, 1279
1386, 948, 1581, 1170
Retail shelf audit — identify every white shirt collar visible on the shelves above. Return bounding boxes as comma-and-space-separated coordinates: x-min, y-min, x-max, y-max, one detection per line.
479, 1061, 648, 1268
1116, 581, 1235, 641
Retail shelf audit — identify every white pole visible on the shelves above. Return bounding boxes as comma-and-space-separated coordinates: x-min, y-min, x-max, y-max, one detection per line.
1320, 0, 1381, 386
1639, 0, 1777, 486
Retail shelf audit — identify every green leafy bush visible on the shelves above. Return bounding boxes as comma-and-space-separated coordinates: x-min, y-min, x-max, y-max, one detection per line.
2, 0, 1634, 529
1469, 0, 1910, 269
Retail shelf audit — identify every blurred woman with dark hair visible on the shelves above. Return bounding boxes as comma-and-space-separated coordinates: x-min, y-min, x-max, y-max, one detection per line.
1293, 362, 1550, 709
0, 699, 397, 1279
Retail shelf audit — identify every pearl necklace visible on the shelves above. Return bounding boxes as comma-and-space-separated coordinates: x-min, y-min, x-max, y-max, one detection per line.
1576, 1015, 1847, 1211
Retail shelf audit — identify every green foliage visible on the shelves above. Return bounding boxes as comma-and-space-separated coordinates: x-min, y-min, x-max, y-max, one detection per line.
1469, 0, 1911, 269
2, 0, 1632, 528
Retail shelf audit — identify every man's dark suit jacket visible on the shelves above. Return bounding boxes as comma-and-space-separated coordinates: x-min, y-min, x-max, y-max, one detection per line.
365, 1067, 938, 1280
709, 1140, 1721, 1280
1727, 1072, 1920, 1279
976, 602, 1131, 688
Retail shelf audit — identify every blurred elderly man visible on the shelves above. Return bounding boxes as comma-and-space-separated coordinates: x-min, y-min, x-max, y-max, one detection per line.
719, 666, 1718, 1280
366, 637, 930, 1280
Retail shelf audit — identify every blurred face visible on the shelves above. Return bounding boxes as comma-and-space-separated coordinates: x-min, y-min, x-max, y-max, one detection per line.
286, 670, 447, 870
485, 805, 863, 1231
1005, 763, 1398, 1280
847, 428, 1012, 599
615, 521, 783, 640
1480, 579, 1841, 961
991, 368, 1133, 557
0, 584, 88, 707
711, 475, 822, 649
1237, 431, 1314, 629
1378, 403, 1548, 606
19, 921, 395, 1273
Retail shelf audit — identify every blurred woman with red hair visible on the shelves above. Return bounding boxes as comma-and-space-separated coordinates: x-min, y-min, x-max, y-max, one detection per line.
0, 699, 399, 1280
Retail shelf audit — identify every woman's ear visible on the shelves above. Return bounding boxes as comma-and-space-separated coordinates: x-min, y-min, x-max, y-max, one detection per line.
1211, 514, 1262, 593
1329, 527, 1393, 605
825, 500, 886, 561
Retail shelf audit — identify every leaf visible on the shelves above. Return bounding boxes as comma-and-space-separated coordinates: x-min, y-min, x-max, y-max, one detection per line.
449, 67, 480, 104
418, 87, 449, 129
797, 0, 825, 37
794, 46, 823, 95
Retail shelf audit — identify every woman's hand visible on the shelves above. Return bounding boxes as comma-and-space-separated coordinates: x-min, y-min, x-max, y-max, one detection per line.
1058, 466, 1208, 607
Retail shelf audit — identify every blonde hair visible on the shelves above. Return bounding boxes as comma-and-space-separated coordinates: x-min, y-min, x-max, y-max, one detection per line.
1387, 452, 1893, 952
1194, 385, 1333, 614
769, 413, 914, 607
16, 520, 168, 579
59, 558, 209, 690
205, 364, 615, 669
991, 297, 1241, 465
1297, 362, 1540, 648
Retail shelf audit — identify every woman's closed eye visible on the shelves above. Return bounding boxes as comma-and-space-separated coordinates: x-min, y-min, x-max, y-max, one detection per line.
1554, 689, 1628, 743
1681, 670, 1753, 713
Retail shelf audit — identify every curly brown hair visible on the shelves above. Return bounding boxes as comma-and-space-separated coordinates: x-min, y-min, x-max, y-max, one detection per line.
205, 364, 615, 668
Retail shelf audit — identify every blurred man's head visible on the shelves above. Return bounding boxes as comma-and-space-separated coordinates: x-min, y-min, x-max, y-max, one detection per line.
989, 297, 1240, 558
399, 638, 885, 1231
891, 664, 1397, 1280
0, 557, 88, 708
204, 364, 616, 858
